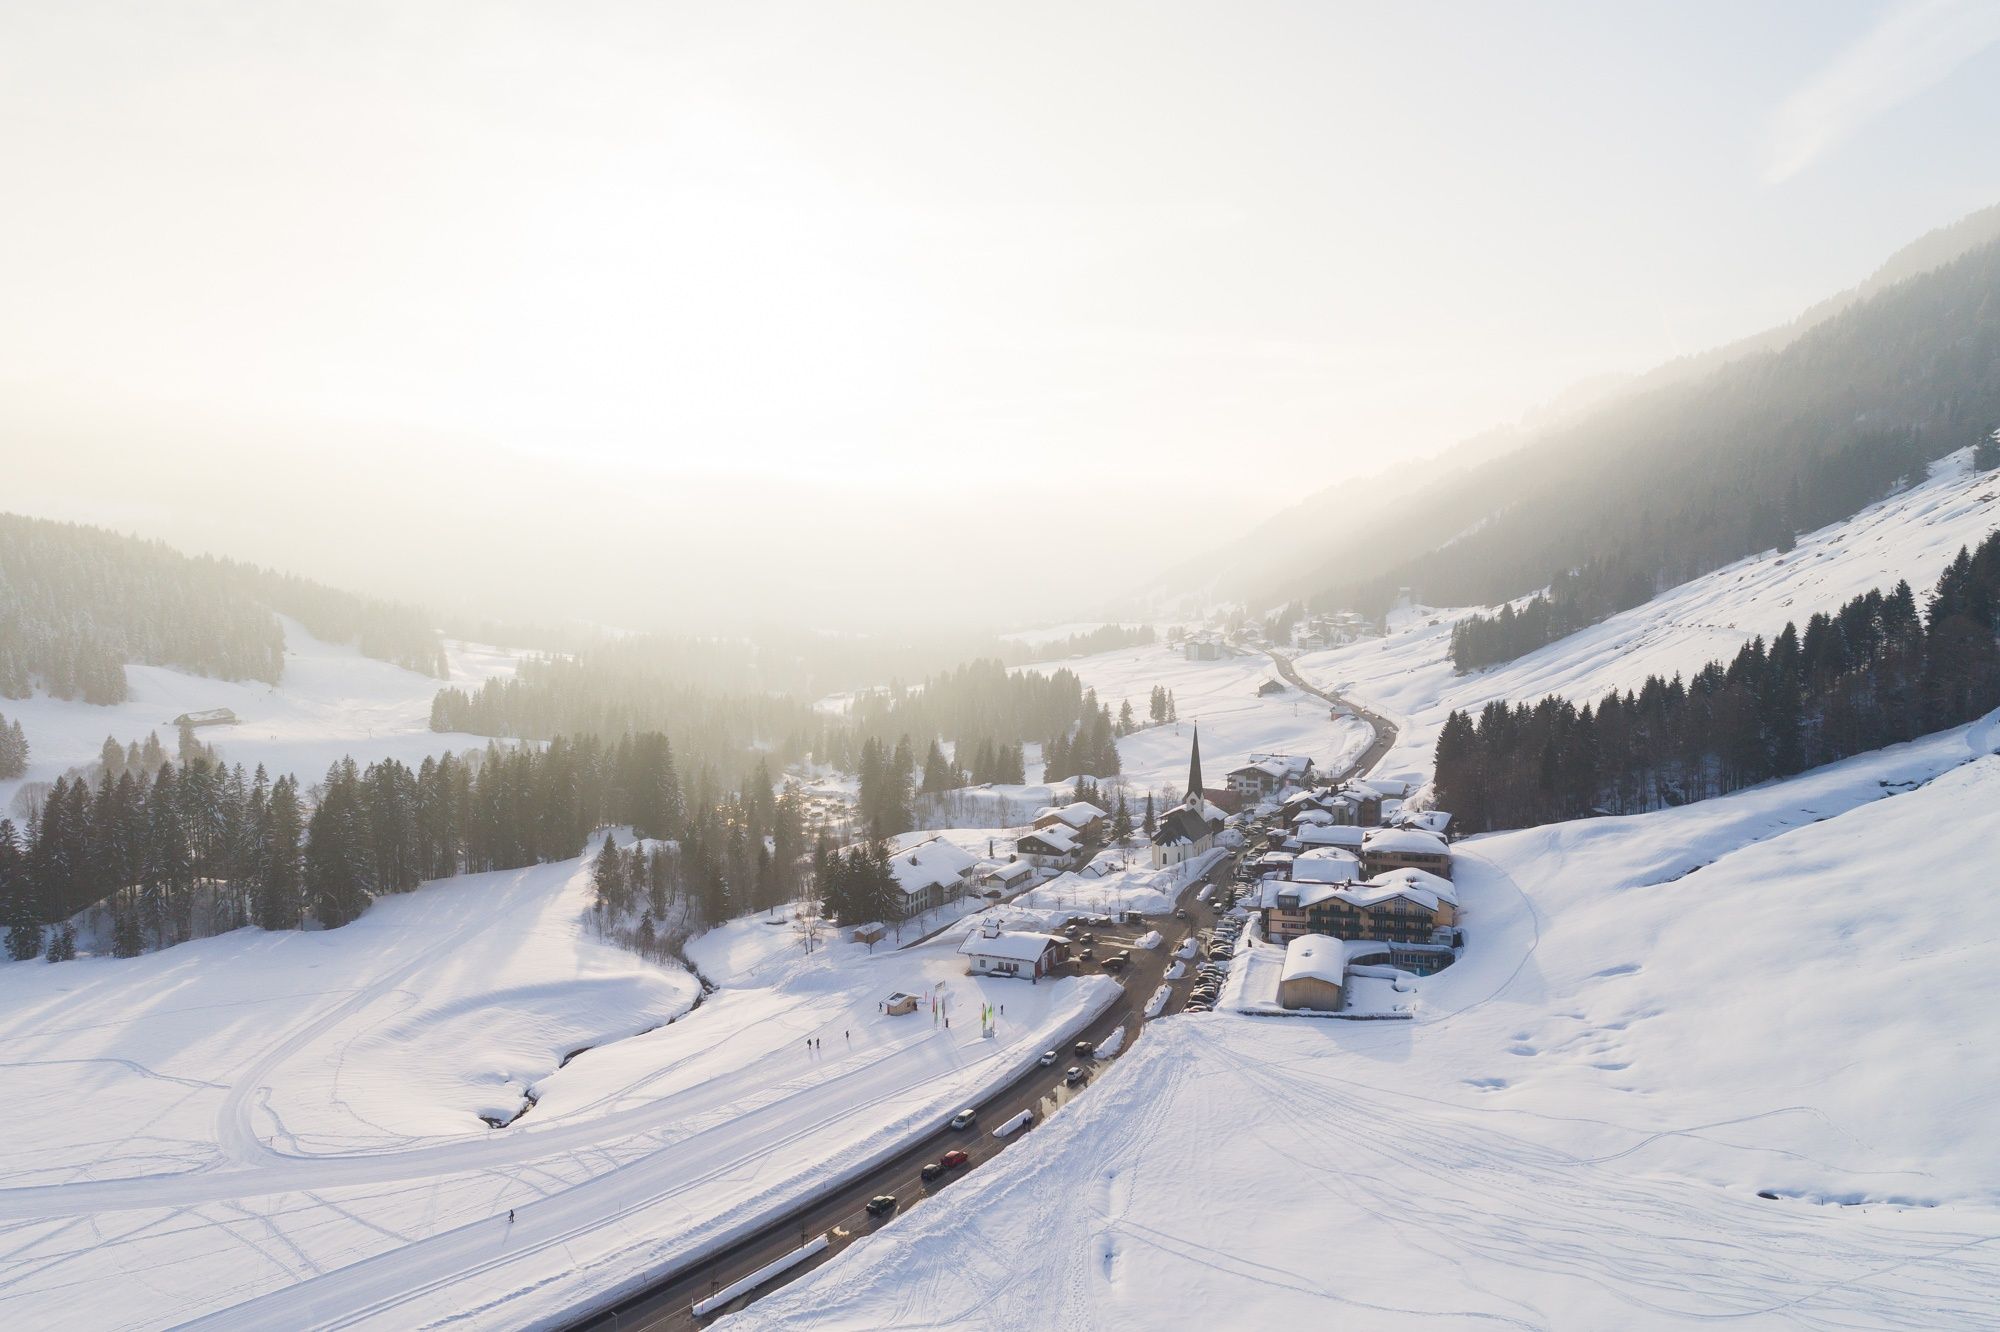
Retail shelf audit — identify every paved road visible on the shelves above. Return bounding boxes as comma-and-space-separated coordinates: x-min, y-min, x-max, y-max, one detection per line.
1261, 646, 1399, 780
567, 855, 1236, 1331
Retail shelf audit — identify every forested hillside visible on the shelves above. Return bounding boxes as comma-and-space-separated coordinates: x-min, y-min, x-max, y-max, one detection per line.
1435, 529, 2000, 831
1306, 238, 2000, 656
0, 514, 446, 702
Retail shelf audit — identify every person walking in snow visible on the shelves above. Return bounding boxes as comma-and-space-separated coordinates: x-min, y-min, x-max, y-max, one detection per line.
507, 1209, 514, 1224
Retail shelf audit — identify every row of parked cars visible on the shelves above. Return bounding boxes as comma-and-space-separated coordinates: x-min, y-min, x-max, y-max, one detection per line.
1183, 915, 1245, 1013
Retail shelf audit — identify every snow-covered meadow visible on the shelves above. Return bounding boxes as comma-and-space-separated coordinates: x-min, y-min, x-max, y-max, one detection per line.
723, 709, 2000, 1330
0, 838, 1117, 1329
0, 617, 520, 818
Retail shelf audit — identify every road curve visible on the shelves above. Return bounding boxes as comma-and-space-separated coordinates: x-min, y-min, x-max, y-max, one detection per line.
1260, 646, 1400, 780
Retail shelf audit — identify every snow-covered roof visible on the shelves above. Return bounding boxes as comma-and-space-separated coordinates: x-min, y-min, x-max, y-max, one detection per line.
1398, 809, 1453, 834
1365, 866, 1458, 908
1282, 934, 1395, 988
976, 858, 1034, 885
1293, 808, 1335, 826
1280, 935, 1350, 987
1256, 879, 1345, 910
1290, 849, 1361, 884
958, 929, 1064, 964
1035, 801, 1108, 830
1018, 824, 1080, 853
1250, 753, 1314, 778
1297, 823, 1365, 849
1361, 826, 1450, 856
892, 837, 980, 897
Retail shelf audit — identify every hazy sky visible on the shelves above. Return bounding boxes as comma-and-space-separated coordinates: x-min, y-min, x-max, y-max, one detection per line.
5, 1, 2000, 628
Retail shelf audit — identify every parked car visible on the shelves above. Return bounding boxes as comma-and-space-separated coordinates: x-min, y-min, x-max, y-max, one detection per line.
1039, 1050, 1058, 1067
1100, 955, 1126, 972
950, 1108, 977, 1130
921, 1161, 945, 1181
941, 1149, 969, 1168
866, 1194, 898, 1215
1065, 1066, 1087, 1085
1080, 948, 1095, 961
1174, 908, 1189, 920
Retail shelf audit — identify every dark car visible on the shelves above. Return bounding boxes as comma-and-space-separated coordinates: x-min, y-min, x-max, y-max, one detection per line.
1080, 948, 1095, 961
941, 1149, 969, 1168
921, 1161, 945, 1181
1100, 954, 1126, 972
1174, 908, 1189, 920
866, 1194, 897, 1216
1074, 1039, 1094, 1056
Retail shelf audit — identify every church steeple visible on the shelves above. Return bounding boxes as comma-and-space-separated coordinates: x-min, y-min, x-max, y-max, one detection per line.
1185, 725, 1203, 808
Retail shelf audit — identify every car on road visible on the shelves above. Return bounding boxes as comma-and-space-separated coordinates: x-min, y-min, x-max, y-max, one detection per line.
1079, 948, 1095, 961
921, 1161, 945, 1181
866, 1194, 898, 1215
1074, 1039, 1094, 1056
941, 1149, 969, 1168
1039, 1049, 1058, 1066
1100, 954, 1126, 972
1174, 908, 1189, 919
1065, 1066, 1087, 1085
950, 1108, 977, 1130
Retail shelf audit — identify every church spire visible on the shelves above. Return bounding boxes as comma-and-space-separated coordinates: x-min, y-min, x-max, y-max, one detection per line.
1185, 725, 1203, 808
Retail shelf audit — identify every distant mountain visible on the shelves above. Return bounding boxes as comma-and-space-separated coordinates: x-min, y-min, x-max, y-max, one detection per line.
1170, 202, 2000, 619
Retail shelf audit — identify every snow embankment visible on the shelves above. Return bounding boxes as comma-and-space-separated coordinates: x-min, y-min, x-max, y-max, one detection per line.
692, 1235, 830, 1317
1092, 1026, 1127, 1060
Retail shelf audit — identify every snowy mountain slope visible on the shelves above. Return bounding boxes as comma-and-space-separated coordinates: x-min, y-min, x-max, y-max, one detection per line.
723, 710, 2000, 1331
0, 843, 1117, 1330
1022, 639, 1374, 793
1295, 447, 2000, 789
0, 616, 520, 816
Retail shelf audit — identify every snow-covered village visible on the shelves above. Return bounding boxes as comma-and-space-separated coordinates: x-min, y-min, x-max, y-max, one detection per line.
5, 7, 2000, 1331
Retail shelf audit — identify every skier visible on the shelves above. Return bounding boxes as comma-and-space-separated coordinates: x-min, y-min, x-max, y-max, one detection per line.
507, 1209, 515, 1224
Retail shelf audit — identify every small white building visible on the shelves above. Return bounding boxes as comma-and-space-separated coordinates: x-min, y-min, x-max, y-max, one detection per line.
958, 922, 1069, 979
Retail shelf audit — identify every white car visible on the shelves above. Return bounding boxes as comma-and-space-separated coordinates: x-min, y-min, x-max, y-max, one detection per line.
1038, 1050, 1058, 1067
950, 1107, 978, 1130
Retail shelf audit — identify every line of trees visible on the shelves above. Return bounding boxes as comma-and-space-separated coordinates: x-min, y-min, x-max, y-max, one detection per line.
1042, 690, 1122, 783
0, 730, 814, 963
0, 711, 26, 779
1435, 532, 2000, 832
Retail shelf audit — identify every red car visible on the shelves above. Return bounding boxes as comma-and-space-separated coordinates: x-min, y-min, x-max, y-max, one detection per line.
940, 1149, 969, 1169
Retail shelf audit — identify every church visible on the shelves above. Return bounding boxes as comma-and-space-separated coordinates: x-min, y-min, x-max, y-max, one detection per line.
1150, 726, 1228, 869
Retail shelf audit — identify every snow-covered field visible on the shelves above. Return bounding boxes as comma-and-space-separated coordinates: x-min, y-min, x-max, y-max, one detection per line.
0, 617, 519, 817
0, 839, 1117, 1329
1297, 447, 2000, 790
723, 708, 2000, 1330
1022, 639, 1375, 794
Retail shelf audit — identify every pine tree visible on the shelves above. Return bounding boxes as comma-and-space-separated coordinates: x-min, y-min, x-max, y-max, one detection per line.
1975, 429, 2000, 473
1142, 792, 1156, 836
1112, 793, 1133, 842
46, 921, 76, 962
594, 831, 628, 916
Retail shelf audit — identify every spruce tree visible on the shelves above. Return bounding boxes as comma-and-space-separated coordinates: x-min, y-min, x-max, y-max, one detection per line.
1976, 429, 2000, 473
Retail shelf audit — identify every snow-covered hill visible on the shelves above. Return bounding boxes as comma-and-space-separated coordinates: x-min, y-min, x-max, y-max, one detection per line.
0, 616, 520, 817
723, 710, 2000, 1330
1296, 447, 2000, 791
0, 834, 1117, 1330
